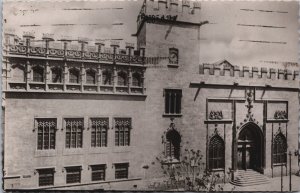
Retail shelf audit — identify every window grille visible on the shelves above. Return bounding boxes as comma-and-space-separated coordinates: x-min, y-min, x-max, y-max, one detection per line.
37, 119, 56, 150
164, 89, 182, 114
208, 135, 225, 170
115, 118, 131, 146
38, 168, 54, 186
165, 129, 181, 160
65, 118, 83, 148
91, 118, 108, 147
51, 67, 62, 83
273, 133, 287, 164
69, 68, 80, 83
33, 66, 44, 82
115, 163, 129, 179
91, 165, 106, 181
86, 70, 96, 84
66, 166, 81, 184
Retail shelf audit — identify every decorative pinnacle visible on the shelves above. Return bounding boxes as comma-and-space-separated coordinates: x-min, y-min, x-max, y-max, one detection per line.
42, 33, 54, 41
125, 42, 135, 48
110, 40, 120, 47
23, 31, 35, 38
95, 39, 105, 45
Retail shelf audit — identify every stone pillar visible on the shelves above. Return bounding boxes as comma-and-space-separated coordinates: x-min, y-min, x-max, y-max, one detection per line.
95, 40, 105, 62
269, 68, 276, 79
23, 31, 35, 55
113, 66, 117, 93
252, 67, 259, 78
80, 63, 84, 92
97, 65, 101, 92
110, 40, 120, 64
42, 33, 54, 57
261, 67, 268, 79
26, 60, 31, 90
45, 61, 49, 91
234, 65, 240, 78
128, 67, 132, 94
63, 62, 68, 91
140, 45, 146, 65
78, 37, 88, 59
61, 36, 72, 59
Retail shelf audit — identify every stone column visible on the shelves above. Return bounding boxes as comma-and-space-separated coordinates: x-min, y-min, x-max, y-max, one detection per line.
78, 37, 88, 59
63, 62, 68, 91
42, 33, 54, 57
23, 31, 35, 55
95, 40, 105, 62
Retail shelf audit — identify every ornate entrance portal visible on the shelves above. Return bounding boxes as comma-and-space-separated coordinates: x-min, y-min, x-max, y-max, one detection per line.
237, 123, 263, 172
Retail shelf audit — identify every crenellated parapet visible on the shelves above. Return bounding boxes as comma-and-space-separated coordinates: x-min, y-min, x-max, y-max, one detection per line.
199, 63, 299, 81
3, 32, 145, 65
137, 0, 202, 30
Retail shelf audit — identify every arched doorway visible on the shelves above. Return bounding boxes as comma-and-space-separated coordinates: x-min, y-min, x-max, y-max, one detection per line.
237, 123, 263, 172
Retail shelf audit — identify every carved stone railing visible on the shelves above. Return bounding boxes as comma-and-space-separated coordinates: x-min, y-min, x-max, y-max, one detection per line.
6, 44, 145, 65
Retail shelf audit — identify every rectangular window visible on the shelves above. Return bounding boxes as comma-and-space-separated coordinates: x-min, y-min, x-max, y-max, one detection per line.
91, 165, 106, 181
36, 119, 56, 150
66, 166, 81, 184
91, 118, 108, 147
38, 168, 54, 186
65, 118, 84, 148
164, 89, 182, 115
115, 118, 131, 146
115, 163, 129, 179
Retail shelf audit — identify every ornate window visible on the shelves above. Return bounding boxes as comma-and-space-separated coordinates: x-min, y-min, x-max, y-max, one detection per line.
102, 70, 112, 85
12, 65, 26, 82
38, 168, 54, 186
65, 166, 81, 184
164, 89, 182, 115
65, 118, 84, 148
273, 133, 287, 164
51, 67, 62, 83
132, 72, 142, 87
115, 163, 129, 179
208, 135, 225, 170
69, 68, 80, 83
90, 118, 108, 147
86, 69, 96, 84
114, 118, 131, 146
36, 118, 56, 150
169, 48, 178, 64
117, 71, 127, 86
165, 129, 181, 161
33, 66, 44, 82
91, 164, 106, 181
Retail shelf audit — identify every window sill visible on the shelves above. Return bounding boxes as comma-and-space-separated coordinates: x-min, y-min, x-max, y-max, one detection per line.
63, 148, 84, 156
210, 168, 225, 172
167, 64, 179, 68
161, 157, 181, 165
273, 163, 287, 167
162, 113, 182, 117
35, 149, 56, 157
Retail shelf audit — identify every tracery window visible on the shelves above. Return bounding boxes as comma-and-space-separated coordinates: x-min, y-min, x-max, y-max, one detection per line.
273, 133, 287, 164
208, 135, 225, 170
69, 68, 80, 83
51, 67, 62, 83
132, 72, 142, 87
36, 118, 56, 150
165, 129, 181, 160
33, 66, 44, 82
86, 69, 96, 84
115, 118, 131, 146
102, 70, 113, 85
91, 118, 108, 147
65, 118, 84, 148
117, 71, 127, 86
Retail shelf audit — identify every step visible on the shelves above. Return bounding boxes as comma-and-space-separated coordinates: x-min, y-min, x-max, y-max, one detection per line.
231, 170, 270, 187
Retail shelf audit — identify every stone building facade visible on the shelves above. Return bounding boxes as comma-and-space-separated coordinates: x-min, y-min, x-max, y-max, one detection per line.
2, 0, 299, 190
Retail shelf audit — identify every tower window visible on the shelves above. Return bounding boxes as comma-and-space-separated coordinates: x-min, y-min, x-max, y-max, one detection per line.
164, 89, 182, 115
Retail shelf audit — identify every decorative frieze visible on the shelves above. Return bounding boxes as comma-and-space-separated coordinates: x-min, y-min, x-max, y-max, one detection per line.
209, 111, 223, 120
274, 110, 288, 119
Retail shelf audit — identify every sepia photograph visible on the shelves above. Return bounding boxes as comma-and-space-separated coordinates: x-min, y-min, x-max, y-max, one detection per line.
2, 0, 300, 191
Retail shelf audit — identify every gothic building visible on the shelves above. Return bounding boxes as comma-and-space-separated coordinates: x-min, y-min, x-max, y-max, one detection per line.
2, 0, 299, 190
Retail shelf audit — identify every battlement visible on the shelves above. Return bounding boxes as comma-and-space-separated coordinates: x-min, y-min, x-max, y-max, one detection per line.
4, 31, 145, 64
199, 63, 299, 81
137, 0, 202, 29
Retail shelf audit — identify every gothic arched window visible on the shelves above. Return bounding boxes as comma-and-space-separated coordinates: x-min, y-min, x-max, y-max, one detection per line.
102, 70, 112, 85
273, 133, 287, 164
117, 71, 127, 86
33, 66, 44, 82
209, 135, 225, 170
51, 67, 62, 83
165, 129, 181, 160
132, 72, 142, 87
69, 68, 80, 83
12, 65, 26, 82
86, 69, 96, 84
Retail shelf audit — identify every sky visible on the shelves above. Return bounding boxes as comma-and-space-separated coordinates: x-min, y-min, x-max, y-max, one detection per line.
3, 0, 299, 69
